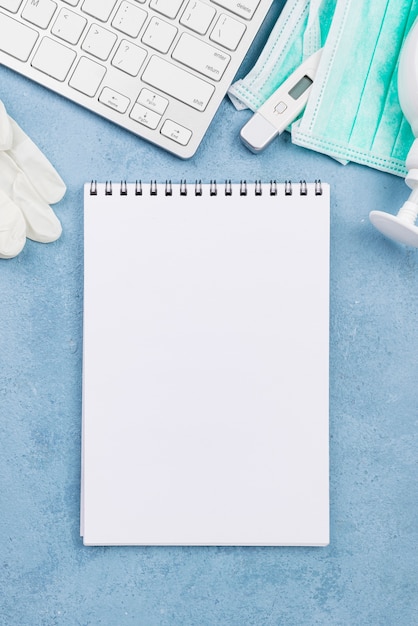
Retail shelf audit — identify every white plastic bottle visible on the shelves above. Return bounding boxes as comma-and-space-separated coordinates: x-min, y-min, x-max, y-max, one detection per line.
369, 17, 418, 246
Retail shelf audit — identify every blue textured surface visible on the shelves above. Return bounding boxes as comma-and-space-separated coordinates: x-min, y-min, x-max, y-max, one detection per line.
1, 5, 417, 624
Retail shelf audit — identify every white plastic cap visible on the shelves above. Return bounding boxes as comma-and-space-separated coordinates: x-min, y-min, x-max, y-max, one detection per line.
240, 113, 279, 153
369, 204, 418, 247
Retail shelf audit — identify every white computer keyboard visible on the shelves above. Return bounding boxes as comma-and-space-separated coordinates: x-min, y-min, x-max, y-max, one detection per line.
0, 0, 274, 157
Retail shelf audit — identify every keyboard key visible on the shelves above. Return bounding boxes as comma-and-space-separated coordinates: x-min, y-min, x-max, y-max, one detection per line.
137, 88, 168, 115
180, 0, 216, 35
211, 0, 261, 20
0, 0, 23, 12
142, 55, 214, 111
149, 0, 184, 19
210, 14, 246, 50
69, 56, 106, 96
0, 12, 38, 61
141, 17, 177, 54
112, 40, 147, 76
99, 87, 130, 113
81, 0, 117, 22
22, 0, 57, 29
0, 0, 272, 159
172, 33, 230, 81
130, 103, 161, 129
51, 8, 87, 44
31, 37, 76, 81
112, 1, 147, 38
160, 119, 192, 145
82, 24, 117, 60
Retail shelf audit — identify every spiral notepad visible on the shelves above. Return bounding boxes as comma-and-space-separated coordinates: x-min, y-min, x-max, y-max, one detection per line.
81, 180, 330, 546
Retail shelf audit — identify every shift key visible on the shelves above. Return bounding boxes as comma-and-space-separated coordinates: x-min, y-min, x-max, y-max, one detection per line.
142, 55, 215, 111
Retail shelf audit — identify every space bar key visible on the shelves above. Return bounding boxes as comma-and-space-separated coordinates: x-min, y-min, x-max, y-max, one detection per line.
141, 56, 215, 112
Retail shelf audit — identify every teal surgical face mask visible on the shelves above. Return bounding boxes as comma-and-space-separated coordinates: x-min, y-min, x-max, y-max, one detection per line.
292, 0, 418, 176
229, 0, 336, 112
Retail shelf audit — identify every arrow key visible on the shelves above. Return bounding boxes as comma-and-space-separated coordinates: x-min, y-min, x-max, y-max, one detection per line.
99, 87, 130, 114
137, 88, 168, 116
130, 103, 161, 130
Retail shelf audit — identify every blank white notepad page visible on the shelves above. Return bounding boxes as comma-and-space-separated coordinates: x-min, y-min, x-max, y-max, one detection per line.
82, 181, 330, 546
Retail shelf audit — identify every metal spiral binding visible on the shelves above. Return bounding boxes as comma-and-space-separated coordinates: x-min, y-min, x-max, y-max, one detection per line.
195, 180, 203, 196
314, 179, 323, 195
150, 180, 157, 195
89, 180, 323, 196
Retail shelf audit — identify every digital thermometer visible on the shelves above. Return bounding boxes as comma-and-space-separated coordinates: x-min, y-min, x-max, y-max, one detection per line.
240, 48, 323, 153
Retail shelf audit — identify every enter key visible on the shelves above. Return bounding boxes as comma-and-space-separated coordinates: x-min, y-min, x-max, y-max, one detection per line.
172, 33, 230, 82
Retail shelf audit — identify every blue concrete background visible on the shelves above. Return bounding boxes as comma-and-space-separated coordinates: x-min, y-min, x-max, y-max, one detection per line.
1, 3, 417, 624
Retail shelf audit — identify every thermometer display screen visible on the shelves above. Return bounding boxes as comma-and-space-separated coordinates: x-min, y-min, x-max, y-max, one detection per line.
288, 75, 313, 100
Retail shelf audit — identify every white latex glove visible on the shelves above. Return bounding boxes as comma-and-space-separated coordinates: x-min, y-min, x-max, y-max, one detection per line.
0, 100, 66, 258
